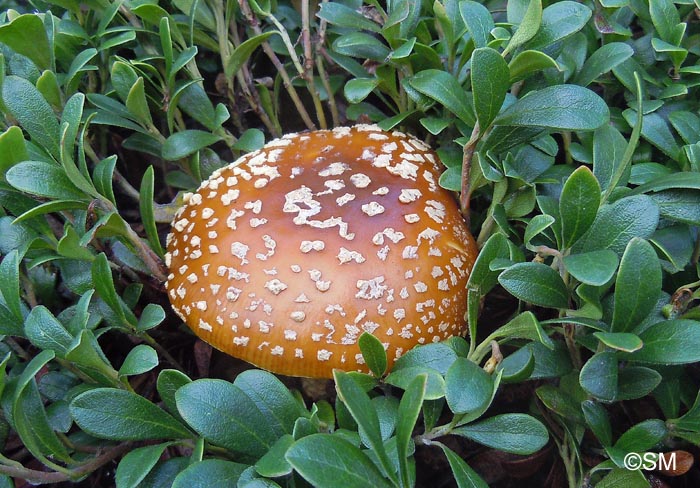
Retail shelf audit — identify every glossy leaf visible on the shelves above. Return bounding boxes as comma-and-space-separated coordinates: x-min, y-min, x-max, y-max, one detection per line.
172, 459, 249, 488
286, 434, 392, 488
0, 14, 51, 70
358, 332, 388, 377
573, 43, 634, 87
445, 358, 493, 415
562, 250, 618, 286
524, 1, 591, 50
115, 443, 172, 488
612, 238, 662, 333
471, 48, 509, 129
459, 1, 494, 49
176, 379, 279, 456
573, 195, 659, 255
579, 351, 617, 402
438, 443, 488, 488
498, 262, 569, 309
6, 161, 86, 200
493, 85, 609, 130
162, 130, 222, 161
71, 388, 191, 440
119, 344, 158, 377
627, 320, 700, 364
453, 414, 549, 455
559, 166, 601, 248
409, 70, 475, 126
396, 374, 426, 487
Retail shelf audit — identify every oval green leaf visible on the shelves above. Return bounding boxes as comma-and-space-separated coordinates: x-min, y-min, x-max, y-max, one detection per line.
498, 262, 569, 309
493, 84, 609, 131
70, 388, 191, 440
453, 413, 549, 455
612, 238, 662, 333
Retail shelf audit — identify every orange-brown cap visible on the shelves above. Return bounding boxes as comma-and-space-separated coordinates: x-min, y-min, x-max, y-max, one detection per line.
165, 125, 478, 378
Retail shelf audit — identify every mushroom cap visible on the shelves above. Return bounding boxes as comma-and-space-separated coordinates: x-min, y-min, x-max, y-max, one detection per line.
165, 124, 478, 378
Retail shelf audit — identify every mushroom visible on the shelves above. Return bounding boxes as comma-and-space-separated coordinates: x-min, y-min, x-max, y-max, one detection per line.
165, 124, 478, 378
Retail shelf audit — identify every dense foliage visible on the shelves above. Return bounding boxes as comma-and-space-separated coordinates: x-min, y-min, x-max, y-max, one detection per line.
0, 0, 699, 486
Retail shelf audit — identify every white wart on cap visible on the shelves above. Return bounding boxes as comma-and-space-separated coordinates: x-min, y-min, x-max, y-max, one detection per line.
165, 124, 478, 378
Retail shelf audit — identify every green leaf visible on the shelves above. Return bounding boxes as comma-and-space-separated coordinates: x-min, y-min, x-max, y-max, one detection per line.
24, 305, 73, 356
612, 238, 662, 333
579, 351, 618, 402
119, 344, 158, 377
255, 434, 294, 478
393, 343, 458, 375
0, 249, 22, 321
233, 129, 265, 152
594, 333, 643, 353
12, 350, 72, 464
593, 124, 628, 193
614, 419, 668, 453
437, 443, 488, 488
631, 172, 700, 194
162, 130, 222, 161
233, 370, 303, 437
358, 332, 388, 377
573, 43, 634, 87
471, 48, 509, 130
93, 155, 117, 204
70, 388, 190, 440
385, 366, 446, 400
317, 3, 381, 32
498, 262, 569, 309
344, 78, 379, 104
176, 379, 278, 457
459, 1, 495, 49
581, 400, 612, 446
617, 366, 661, 400
157, 369, 192, 416
92, 253, 132, 327
649, 0, 681, 43
2, 76, 60, 158
524, 2, 591, 50
535, 384, 584, 423
334, 371, 397, 483
139, 166, 164, 257
396, 374, 426, 487
125, 76, 153, 127
65, 329, 120, 385
137, 303, 166, 331
596, 469, 650, 488
627, 320, 700, 364
116, 443, 172, 488
563, 250, 618, 286
332, 33, 390, 62
445, 358, 493, 415
409, 70, 475, 126
6, 161, 86, 200
650, 190, 700, 226
508, 50, 559, 83
493, 85, 609, 130
622, 110, 681, 160
503, 0, 542, 56
172, 459, 249, 488
559, 166, 601, 248
286, 434, 392, 488
225, 31, 276, 78
453, 414, 549, 455
573, 195, 659, 256
0, 14, 52, 70
0, 126, 28, 176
